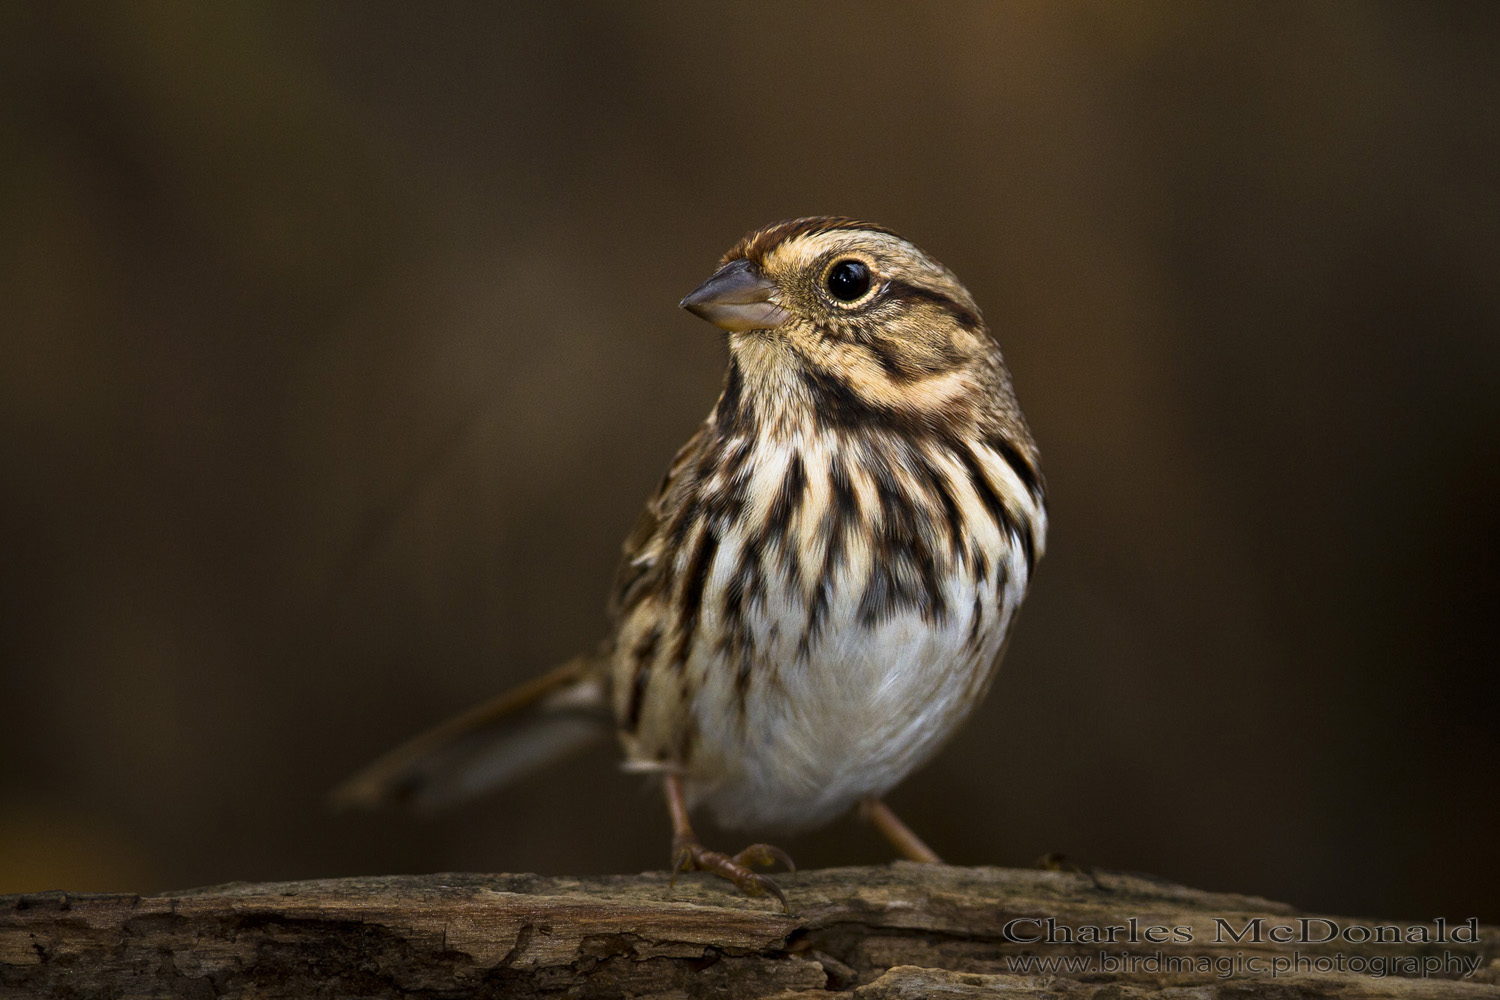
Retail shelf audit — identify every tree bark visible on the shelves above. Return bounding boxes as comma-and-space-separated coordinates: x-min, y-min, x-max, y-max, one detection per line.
3, 864, 1496, 998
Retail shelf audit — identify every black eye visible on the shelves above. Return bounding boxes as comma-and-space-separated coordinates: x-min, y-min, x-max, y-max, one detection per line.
825, 259, 872, 302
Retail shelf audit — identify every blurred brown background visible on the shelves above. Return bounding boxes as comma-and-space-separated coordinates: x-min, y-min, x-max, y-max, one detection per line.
2, 2, 1496, 923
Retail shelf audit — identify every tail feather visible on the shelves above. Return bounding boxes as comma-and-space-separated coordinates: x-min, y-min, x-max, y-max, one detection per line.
331, 655, 611, 811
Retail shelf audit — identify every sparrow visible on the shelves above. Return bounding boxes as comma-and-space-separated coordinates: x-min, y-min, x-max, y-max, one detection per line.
335, 217, 1046, 910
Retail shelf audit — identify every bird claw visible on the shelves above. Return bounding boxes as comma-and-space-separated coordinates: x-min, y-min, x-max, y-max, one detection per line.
670, 836, 794, 912
733, 842, 796, 873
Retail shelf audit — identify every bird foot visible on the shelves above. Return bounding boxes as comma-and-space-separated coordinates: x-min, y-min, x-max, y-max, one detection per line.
670, 836, 795, 911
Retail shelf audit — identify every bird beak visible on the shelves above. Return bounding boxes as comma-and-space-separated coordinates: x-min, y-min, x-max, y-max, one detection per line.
679, 259, 791, 332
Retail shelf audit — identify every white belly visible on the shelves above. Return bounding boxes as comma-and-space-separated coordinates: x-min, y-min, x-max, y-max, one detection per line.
614, 428, 1041, 832
684, 541, 1018, 831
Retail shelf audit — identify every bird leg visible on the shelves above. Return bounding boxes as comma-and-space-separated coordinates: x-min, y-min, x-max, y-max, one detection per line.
663, 773, 794, 911
861, 797, 943, 863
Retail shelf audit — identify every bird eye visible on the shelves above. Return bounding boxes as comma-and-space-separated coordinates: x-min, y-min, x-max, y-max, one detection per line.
825, 259, 872, 303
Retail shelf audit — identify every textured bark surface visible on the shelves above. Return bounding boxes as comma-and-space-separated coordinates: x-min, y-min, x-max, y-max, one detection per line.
3, 864, 1497, 999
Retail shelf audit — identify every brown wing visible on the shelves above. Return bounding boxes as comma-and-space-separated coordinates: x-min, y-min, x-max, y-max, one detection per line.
330, 654, 608, 811
333, 423, 714, 814
606, 422, 708, 623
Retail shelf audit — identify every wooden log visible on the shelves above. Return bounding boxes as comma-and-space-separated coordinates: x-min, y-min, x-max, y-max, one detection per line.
3, 864, 1497, 998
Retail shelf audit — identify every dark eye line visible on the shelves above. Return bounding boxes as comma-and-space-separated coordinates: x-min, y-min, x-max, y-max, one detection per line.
882, 279, 981, 330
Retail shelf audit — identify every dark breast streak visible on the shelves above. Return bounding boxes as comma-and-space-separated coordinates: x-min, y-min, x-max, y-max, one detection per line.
617, 355, 1043, 758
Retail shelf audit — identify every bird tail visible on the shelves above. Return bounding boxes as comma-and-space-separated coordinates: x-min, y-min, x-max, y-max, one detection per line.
331, 654, 612, 811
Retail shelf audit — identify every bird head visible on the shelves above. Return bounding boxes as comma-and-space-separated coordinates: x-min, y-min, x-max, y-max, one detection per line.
681, 217, 1013, 430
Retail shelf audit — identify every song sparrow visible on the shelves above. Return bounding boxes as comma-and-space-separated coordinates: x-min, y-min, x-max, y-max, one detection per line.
335, 217, 1047, 909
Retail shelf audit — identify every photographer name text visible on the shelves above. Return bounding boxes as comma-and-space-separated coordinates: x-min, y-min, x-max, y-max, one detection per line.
999, 916, 1481, 946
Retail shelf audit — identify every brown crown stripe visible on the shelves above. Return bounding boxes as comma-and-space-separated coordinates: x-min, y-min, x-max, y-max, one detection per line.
723, 216, 901, 266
